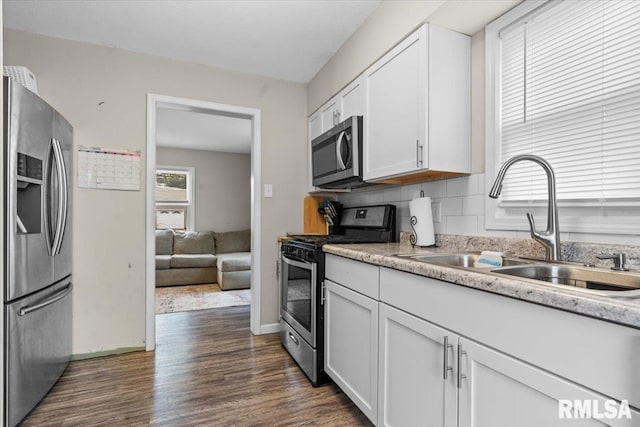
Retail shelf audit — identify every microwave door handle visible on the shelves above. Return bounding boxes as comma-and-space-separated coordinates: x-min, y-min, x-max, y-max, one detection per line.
336, 131, 347, 171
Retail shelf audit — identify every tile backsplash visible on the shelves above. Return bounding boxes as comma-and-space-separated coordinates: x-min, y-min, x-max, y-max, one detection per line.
337, 174, 640, 247
338, 174, 495, 238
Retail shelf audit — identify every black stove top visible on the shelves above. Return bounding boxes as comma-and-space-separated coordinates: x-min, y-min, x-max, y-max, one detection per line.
286, 234, 391, 245
283, 204, 396, 262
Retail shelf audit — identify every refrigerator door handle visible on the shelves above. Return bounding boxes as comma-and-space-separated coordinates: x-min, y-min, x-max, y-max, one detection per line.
43, 139, 56, 255
56, 138, 69, 255
18, 284, 72, 317
51, 138, 67, 255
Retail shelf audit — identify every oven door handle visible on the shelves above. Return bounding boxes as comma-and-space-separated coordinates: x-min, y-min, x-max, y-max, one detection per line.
281, 254, 313, 270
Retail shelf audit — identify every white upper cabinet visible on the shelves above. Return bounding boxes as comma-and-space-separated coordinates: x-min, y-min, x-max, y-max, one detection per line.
363, 23, 470, 182
317, 76, 365, 134
337, 76, 364, 123
320, 97, 339, 133
309, 110, 322, 141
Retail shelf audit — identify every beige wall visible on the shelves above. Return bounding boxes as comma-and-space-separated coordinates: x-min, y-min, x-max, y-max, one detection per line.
156, 147, 251, 233
4, 29, 308, 355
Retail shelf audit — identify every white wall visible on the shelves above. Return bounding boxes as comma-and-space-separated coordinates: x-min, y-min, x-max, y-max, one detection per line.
156, 147, 251, 233
4, 29, 308, 355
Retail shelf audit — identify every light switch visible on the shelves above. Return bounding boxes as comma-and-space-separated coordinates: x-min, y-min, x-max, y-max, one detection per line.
264, 184, 273, 198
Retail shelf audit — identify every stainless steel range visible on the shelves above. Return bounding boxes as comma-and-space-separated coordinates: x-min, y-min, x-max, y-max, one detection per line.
280, 205, 396, 386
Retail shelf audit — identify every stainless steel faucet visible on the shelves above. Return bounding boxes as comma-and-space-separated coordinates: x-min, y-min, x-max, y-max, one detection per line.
489, 154, 561, 261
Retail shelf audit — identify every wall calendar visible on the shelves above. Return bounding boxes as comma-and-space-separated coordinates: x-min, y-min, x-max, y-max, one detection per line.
77, 146, 141, 191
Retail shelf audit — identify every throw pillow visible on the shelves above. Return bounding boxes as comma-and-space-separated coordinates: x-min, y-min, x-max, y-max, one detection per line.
174, 231, 216, 254
155, 229, 174, 255
215, 229, 251, 254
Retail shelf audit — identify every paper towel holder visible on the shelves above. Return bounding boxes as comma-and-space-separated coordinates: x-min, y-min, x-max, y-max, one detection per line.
409, 191, 423, 247
410, 215, 419, 246
409, 191, 436, 247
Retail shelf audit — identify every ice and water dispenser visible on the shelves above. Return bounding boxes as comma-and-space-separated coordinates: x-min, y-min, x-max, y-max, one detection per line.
16, 152, 43, 235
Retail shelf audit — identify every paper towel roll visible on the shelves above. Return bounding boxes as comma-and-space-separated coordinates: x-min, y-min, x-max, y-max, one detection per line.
409, 197, 435, 246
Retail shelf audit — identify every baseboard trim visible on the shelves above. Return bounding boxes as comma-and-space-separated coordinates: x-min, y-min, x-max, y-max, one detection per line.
259, 322, 280, 335
71, 346, 146, 361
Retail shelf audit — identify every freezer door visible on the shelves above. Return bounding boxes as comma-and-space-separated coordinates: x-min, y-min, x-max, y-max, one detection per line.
5, 278, 72, 427
4, 77, 55, 301
52, 112, 73, 282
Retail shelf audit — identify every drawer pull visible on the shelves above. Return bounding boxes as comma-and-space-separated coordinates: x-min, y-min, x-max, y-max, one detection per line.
19, 285, 72, 317
289, 333, 300, 346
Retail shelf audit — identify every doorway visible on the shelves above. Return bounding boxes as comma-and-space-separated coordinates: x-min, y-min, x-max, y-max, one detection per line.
145, 94, 262, 351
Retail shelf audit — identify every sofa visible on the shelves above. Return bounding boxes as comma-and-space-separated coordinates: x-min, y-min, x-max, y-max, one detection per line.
155, 229, 251, 290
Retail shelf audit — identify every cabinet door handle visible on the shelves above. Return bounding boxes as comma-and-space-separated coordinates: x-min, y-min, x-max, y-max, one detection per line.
443, 336, 453, 380
416, 140, 424, 168
457, 342, 467, 389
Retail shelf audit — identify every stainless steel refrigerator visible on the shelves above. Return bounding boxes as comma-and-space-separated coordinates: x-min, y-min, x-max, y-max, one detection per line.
3, 76, 73, 426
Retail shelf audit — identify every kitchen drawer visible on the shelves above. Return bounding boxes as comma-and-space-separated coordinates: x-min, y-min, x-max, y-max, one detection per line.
325, 254, 379, 299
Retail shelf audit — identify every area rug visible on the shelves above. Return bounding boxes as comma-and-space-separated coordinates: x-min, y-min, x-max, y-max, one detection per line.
155, 284, 251, 314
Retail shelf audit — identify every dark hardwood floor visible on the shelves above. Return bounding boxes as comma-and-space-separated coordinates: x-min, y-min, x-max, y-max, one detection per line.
22, 306, 371, 426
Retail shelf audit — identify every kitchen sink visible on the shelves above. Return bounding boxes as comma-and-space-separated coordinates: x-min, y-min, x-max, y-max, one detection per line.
492, 264, 640, 296
397, 252, 532, 268
394, 251, 640, 297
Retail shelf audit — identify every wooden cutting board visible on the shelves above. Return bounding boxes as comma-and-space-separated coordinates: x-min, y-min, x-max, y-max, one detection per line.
303, 196, 328, 234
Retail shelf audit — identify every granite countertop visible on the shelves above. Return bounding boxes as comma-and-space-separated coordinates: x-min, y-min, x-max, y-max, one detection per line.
323, 242, 640, 330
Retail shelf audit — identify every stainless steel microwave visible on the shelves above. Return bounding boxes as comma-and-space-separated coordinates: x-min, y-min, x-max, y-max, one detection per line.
311, 115, 363, 189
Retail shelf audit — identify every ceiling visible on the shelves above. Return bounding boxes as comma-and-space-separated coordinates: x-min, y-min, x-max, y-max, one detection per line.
3, 0, 521, 154
3, 0, 381, 84
156, 107, 252, 154
4, 0, 380, 154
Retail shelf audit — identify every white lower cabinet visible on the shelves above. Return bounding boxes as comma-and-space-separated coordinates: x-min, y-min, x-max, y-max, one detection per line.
378, 303, 457, 427
325, 257, 640, 426
324, 279, 378, 424
378, 304, 640, 427
458, 338, 640, 427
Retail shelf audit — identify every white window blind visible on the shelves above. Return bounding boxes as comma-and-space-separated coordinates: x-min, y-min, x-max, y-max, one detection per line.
498, 0, 640, 202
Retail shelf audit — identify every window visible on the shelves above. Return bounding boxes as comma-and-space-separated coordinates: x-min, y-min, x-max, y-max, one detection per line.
155, 167, 194, 231
486, 0, 640, 235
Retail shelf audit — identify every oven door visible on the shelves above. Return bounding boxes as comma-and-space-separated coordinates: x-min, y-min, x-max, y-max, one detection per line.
280, 254, 317, 347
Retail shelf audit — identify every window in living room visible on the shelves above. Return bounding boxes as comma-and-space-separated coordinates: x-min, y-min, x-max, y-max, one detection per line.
156, 166, 194, 231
